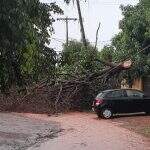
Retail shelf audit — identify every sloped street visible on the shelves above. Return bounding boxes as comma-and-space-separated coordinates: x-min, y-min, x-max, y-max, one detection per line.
26, 112, 150, 150
0, 113, 61, 150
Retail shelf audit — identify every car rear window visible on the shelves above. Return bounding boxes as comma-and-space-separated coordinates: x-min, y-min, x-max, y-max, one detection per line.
96, 92, 107, 98
105, 90, 125, 98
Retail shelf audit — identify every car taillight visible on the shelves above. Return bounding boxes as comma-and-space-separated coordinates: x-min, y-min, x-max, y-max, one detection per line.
95, 98, 103, 106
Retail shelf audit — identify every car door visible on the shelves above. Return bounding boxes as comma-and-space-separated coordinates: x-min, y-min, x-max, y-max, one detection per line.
140, 94, 150, 112
105, 90, 129, 113
126, 90, 144, 113
115, 90, 132, 113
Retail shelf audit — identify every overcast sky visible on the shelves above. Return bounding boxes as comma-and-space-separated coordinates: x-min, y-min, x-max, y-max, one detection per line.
41, 0, 139, 51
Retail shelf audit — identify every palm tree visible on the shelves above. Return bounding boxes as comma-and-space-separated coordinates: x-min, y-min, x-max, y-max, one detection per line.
64, 0, 87, 47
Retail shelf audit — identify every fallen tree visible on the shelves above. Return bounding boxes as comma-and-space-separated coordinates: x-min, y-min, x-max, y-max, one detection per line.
0, 60, 132, 113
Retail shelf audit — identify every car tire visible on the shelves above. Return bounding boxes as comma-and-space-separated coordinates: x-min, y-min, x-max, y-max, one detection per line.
145, 111, 150, 115
97, 112, 101, 118
100, 108, 113, 119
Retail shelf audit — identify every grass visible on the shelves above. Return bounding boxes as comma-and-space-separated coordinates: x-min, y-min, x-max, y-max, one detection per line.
140, 127, 150, 138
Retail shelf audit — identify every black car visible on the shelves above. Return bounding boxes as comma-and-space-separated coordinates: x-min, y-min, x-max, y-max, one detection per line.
92, 89, 150, 119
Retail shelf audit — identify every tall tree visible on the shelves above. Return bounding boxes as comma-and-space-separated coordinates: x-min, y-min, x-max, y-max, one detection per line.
64, 0, 87, 47
60, 40, 99, 76
0, 0, 63, 92
110, 0, 150, 82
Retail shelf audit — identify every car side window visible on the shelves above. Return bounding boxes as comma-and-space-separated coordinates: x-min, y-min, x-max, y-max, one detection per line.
126, 90, 144, 98
106, 90, 125, 98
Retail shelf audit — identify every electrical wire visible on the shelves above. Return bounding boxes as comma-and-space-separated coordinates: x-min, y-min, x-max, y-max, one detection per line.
123, 45, 150, 61
44, 2, 149, 6
51, 38, 65, 44
52, 37, 111, 45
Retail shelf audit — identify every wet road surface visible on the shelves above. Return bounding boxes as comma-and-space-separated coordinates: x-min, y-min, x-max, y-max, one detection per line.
26, 112, 150, 150
0, 113, 60, 150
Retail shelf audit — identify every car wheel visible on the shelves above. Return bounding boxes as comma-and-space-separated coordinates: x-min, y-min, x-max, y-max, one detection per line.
96, 112, 101, 118
145, 111, 150, 115
101, 108, 113, 119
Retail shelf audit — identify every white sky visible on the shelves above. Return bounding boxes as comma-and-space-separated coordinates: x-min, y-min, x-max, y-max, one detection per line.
41, 0, 139, 51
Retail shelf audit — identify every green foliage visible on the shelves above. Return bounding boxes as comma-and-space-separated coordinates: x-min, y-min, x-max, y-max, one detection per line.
99, 45, 114, 62
60, 40, 100, 75
110, 0, 150, 81
0, 0, 62, 92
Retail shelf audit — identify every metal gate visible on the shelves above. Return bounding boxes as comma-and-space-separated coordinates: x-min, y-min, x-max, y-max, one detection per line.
143, 76, 150, 96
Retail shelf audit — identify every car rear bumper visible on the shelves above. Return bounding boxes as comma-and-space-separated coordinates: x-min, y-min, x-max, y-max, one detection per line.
92, 106, 102, 113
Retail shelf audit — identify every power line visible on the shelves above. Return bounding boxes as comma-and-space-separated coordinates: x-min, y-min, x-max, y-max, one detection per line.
109, 45, 150, 66
52, 37, 111, 45
43, 2, 149, 6
53, 45, 150, 64
51, 36, 150, 56
51, 38, 65, 44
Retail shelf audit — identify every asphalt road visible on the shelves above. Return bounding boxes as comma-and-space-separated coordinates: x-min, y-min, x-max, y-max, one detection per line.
0, 113, 60, 150
26, 112, 150, 150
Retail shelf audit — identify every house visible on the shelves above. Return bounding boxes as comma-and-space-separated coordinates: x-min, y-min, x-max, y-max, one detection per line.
143, 76, 150, 96
122, 76, 150, 96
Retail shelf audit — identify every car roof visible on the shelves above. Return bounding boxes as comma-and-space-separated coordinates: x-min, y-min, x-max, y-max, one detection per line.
101, 89, 143, 93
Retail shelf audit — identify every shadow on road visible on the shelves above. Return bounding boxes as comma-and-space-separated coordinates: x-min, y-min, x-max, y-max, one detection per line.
114, 112, 147, 119
92, 112, 148, 120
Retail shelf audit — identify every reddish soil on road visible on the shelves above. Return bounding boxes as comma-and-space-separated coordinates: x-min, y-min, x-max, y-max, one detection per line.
111, 114, 150, 138
26, 112, 150, 150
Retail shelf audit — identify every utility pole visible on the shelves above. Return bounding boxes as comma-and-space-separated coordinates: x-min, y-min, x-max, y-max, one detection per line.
57, 17, 77, 46
76, 0, 87, 47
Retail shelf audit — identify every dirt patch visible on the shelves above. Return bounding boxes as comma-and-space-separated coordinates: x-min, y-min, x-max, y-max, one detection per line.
29, 112, 150, 150
110, 113, 150, 138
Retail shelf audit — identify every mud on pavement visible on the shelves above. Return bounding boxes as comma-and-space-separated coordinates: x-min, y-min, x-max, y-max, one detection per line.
27, 112, 150, 150
0, 112, 150, 150
0, 112, 61, 150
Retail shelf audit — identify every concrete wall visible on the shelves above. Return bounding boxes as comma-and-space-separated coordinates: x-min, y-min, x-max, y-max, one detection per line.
132, 78, 143, 91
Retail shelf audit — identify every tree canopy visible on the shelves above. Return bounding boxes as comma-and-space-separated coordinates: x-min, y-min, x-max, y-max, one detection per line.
60, 40, 100, 76
0, 0, 149, 93
0, 0, 63, 92
100, 0, 150, 83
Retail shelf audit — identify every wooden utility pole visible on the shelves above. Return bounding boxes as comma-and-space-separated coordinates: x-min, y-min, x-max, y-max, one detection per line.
76, 0, 87, 47
57, 17, 77, 46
